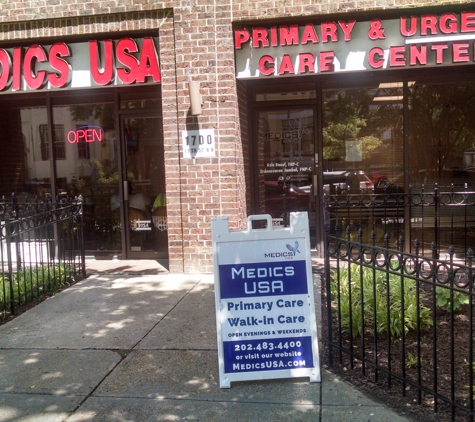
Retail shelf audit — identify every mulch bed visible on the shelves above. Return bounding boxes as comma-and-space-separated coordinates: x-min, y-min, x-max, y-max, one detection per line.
321, 284, 474, 422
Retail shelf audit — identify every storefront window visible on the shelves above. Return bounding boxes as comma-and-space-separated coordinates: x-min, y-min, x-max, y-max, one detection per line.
321, 82, 404, 245
254, 83, 316, 102
408, 79, 475, 250
408, 80, 475, 190
52, 102, 119, 251
18, 106, 51, 199
120, 91, 161, 109
322, 82, 404, 196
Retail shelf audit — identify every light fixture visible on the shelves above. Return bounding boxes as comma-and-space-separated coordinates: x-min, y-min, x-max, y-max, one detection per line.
188, 79, 202, 115
378, 81, 416, 89
373, 95, 404, 102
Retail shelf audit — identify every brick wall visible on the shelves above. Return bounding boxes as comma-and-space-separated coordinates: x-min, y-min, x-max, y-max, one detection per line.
0, 0, 473, 273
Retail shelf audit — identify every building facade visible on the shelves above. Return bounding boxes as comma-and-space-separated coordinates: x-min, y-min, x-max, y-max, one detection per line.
0, 0, 474, 273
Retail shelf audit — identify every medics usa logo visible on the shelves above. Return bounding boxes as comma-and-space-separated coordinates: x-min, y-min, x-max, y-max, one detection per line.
264, 241, 300, 259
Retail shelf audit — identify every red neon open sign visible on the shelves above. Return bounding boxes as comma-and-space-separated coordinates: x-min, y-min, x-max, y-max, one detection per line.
67, 126, 104, 144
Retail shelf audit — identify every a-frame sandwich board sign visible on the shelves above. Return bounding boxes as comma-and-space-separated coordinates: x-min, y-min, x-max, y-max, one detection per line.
212, 212, 320, 388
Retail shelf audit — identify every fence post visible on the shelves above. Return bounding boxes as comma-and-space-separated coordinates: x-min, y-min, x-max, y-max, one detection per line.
78, 196, 86, 278
434, 184, 439, 257
448, 244, 456, 414
5, 216, 14, 315
431, 241, 438, 261
398, 235, 404, 253
384, 231, 390, 250
324, 233, 333, 369
399, 234, 407, 395
11, 193, 21, 270
467, 248, 474, 421
430, 239, 439, 413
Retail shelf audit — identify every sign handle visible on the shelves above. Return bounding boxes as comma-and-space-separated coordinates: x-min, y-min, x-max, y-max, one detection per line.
246, 214, 273, 231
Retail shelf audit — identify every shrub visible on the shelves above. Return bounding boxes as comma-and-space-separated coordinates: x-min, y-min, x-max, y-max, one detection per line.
331, 264, 432, 339
436, 286, 469, 313
0, 264, 73, 319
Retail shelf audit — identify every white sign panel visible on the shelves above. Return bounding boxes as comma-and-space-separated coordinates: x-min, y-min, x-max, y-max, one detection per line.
182, 129, 216, 158
133, 220, 152, 231
212, 212, 320, 388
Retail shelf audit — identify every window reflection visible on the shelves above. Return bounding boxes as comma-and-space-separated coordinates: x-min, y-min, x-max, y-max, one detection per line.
20, 107, 51, 199
322, 83, 404, 195
408, 80, 475, 252
408, 81, 475, 190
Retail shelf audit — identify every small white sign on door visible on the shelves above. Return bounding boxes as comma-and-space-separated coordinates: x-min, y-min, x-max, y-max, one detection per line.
182, 129, 216, 158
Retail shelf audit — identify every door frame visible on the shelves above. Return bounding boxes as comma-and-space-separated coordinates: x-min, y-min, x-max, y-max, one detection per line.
251, 104, 321, 250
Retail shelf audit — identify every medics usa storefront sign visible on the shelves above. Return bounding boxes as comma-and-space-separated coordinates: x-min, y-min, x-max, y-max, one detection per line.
212, 213, 320, 388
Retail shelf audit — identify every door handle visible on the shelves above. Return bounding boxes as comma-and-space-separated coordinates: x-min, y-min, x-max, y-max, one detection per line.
123, 181, 129, 201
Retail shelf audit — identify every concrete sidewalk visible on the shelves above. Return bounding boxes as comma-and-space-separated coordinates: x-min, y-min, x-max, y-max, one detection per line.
0, 268, 414, 421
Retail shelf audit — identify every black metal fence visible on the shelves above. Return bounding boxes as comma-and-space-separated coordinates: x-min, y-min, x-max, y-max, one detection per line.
324, 190, 475, 421
324, 185, 475, 259
0, 193, 86, 319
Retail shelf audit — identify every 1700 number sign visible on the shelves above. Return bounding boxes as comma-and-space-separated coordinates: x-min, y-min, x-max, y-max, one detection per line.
182, 129, 216, 158
184, 134, 213, 146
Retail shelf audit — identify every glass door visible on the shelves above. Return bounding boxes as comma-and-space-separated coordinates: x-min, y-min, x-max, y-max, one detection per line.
255, 107, 317, 242
121, 115, 168, 259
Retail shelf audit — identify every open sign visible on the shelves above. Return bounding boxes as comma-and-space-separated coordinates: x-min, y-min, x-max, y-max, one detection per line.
67, 125, 104, 144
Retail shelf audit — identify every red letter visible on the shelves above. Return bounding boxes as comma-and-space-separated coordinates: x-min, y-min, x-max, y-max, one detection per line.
453, 43, 470, 63
0, 49, 11, 91
431, 44, 448, 64
270, 27, 278, 46
279, 25, 299, 46
461, 12, 475, 33
12, 47, 22, 91
301, 24, 319, 44
440, 13, 457, 34
23, 45, 47, 90
339, 20, 355, 41
319, 51, 334, 72
234, 29, 250, 49
400, 16, 417, 37
67, 130, 77, 144
368, 47, 385, 69
321, 22, 338, 42
93, 128, 103, 142
421, 15, 438, 35
389, 46, 406, 67
299, 53, 315, 73
410, 45, 427, 65
258, 55, 274, 76
135, 37, 161, 83
278, 54, 295, 75
48, 42, 71, 88
252, 28, 269, 48
85, 129, 94, 142
116, 38, 139, 84
89, 40, 114, 86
